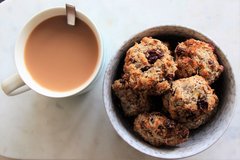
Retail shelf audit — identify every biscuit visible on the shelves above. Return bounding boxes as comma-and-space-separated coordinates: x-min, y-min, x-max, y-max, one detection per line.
162, 75, 218, 129
134, 112, 189, 146
112, 79, 151, 116
123, 37, 177, 95
175, 39, 224, 84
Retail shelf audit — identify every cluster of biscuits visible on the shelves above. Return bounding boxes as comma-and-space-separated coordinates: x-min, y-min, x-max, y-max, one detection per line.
112, 37, 224, 146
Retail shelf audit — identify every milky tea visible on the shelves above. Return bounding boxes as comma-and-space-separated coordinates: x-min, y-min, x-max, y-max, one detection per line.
24, 15, 98, 92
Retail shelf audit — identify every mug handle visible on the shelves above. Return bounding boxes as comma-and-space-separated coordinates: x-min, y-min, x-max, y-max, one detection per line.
1, 73, 30, 96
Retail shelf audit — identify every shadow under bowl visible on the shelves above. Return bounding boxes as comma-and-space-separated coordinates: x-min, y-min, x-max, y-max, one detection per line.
103, 25, 236, 159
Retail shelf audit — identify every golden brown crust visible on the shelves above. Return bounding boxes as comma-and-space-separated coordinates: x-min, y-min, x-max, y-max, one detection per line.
111, 38, 222, 147
162, 75, 218, 129
112, 79, 151, 116
175, 39, 224, 84
123, 37, 177, 95
134, 112, 189, 146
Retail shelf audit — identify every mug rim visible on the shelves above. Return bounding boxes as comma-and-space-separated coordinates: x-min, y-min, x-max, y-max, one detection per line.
103, 25, 236, 159
15, 7, 103, 98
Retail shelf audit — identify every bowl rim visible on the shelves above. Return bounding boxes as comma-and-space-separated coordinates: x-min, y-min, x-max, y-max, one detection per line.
103, 25, 236, 159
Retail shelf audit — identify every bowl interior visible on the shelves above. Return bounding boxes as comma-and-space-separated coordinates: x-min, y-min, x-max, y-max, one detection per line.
104, 26, 236, 159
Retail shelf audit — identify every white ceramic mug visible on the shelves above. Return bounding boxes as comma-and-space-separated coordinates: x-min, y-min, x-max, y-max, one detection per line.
1, 7, 104, 98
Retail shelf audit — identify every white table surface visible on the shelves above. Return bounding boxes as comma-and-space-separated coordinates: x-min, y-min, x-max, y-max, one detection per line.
0, 0, 239, 159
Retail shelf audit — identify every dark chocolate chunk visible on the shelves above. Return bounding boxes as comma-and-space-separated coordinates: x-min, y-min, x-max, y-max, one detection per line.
119, 79, 125, 84
141, 66, 150, 72
165, 119, 175, 129
129, 57, 136, 63
208, 60, 214, 65
150, 117, 154, 124
197, 98, 208, 110
146, 50, 164, 64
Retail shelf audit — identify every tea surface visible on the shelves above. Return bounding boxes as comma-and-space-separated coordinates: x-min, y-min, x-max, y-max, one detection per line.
25, 15, 98, 91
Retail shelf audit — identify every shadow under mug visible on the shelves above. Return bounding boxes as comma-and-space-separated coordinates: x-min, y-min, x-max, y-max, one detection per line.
1, 7, 104, 98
